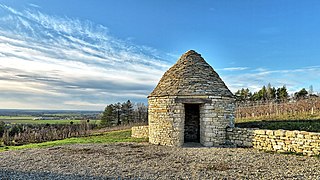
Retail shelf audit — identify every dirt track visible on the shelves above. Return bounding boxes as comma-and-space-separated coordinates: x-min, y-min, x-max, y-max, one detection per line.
0, 142, 319, 179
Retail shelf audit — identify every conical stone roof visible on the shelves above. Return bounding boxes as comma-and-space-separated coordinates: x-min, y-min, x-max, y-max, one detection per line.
149, 50, 234, 97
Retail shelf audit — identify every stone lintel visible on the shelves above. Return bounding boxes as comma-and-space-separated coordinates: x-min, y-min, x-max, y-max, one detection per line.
174, 98, 212, 104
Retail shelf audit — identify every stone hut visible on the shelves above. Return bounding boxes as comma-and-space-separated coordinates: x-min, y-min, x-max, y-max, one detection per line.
148, 50, 235, 147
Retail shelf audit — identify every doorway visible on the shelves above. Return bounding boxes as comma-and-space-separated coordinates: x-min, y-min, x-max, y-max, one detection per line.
184, 104, 200, 143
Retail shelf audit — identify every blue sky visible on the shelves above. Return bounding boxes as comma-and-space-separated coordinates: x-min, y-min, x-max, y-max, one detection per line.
0, 0, 320, 110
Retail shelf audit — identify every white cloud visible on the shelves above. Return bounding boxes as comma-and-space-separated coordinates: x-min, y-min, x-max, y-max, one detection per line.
63, 101, 106, 108
221, 67, 320, 95
217, 67, 248, 71
0, 5, 170, 110
28, 3, 41, 8
1, 5, 319, 110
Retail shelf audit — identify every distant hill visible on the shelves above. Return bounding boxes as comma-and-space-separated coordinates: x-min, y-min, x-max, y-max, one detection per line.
0, 109, 102, 116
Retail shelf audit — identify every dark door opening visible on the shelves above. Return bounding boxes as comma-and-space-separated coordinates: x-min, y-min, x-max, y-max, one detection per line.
184, 104, 200, 143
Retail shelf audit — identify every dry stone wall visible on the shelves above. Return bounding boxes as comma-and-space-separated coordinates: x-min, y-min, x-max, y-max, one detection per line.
227, 128, 320, 156
131, 125, 149, 138
226, 128, 256, 147
253, 129, 320, 156
132, 126, 319, 156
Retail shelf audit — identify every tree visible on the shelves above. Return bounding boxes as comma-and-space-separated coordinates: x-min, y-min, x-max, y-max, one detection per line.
120, 100, 134, 124
114, 102, 122, 125
101, 100, 148, 126
294, 88, 308, 99
276, 86, 289, 101
0, 121, 5, 137
101, 105, 114, 127
266, 83, 276, 101
256, 86, 267, 101
136, 102, 148, 123
235, 88, 252, 102
251, 92, 260, 101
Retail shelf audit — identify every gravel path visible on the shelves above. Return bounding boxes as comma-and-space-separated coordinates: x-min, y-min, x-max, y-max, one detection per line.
0, 142, 319, 179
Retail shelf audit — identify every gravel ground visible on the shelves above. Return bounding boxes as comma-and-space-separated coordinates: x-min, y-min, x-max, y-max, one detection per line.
0, 142, 319, 179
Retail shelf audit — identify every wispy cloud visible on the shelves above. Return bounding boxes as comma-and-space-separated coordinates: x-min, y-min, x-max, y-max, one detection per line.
220, 66, 320, 95
0, 5, 170, 110
217, 67, 248, 71
1, 4, 319, 110
28, 3, 41, 8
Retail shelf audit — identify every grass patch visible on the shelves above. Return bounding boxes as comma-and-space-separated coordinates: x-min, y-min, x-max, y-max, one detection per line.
236, 119, 320, 132
0, 129, 147, 152
236, 113, 320, 123
0, 119, 101, 125
0, 116, 34, 120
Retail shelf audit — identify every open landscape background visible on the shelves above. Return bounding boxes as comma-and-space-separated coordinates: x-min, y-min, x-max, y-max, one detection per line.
0, 1, 319, 179
1, 1, 320, 111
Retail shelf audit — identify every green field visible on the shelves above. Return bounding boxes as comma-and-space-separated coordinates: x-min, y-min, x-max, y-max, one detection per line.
2, 119, 101, 125
0, 129, 147, 152
0, 116, 34, 120
0, 116, 101, 125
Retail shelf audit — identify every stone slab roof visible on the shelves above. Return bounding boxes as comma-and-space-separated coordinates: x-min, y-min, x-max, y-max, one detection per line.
149, 50, 234, 97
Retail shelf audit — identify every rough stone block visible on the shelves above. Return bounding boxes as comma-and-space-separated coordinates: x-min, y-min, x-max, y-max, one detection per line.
131, 125, 149, 138
274, 130, 285, 137
266, 130, 274, 136
297, 134, 304, 139
254, 130, 266, 135
203, 141, 214, 147
285, 131, 297, 138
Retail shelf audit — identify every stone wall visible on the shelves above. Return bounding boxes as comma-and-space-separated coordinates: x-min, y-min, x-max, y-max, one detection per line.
131, 125, 149, 138
148, 96, 184, 146
226, 128, 256, 147
253, 129, 320, 156
148, 95, 235, 147
200, 96, 235, 146
132, 124, 319, 156
227, 128, 320, 156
